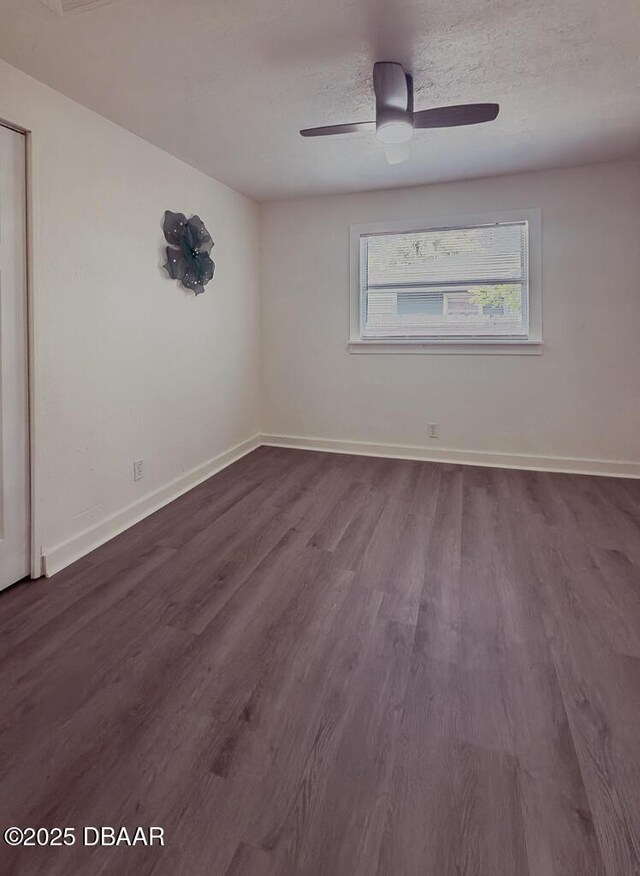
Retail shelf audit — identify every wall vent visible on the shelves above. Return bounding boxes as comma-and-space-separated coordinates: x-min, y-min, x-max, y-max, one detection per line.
40, 0, 114, 14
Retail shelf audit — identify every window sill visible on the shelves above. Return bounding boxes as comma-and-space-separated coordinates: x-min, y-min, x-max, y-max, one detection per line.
347, 339, 544, 356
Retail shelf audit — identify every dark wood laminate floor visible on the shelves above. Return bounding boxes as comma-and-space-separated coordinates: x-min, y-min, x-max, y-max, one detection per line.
2, 447, 640, 876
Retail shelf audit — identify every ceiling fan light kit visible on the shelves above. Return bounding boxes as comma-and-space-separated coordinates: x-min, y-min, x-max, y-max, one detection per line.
300, 61, 500, 164
376, 116, 413, 145
383, 142, 412, 165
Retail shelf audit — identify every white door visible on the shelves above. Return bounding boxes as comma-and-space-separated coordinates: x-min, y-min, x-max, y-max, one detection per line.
0, 124, 29, 591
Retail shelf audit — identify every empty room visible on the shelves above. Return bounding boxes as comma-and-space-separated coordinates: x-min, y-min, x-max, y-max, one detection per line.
0, 0, 639, 873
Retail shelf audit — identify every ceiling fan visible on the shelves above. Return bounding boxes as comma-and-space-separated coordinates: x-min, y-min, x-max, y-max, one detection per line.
300, 62, 499, 164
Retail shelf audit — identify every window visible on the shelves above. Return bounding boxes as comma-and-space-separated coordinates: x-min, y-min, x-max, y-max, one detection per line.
349, 211, 542, 354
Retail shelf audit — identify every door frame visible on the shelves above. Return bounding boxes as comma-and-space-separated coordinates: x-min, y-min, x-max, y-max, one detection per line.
1, 115, 41, 579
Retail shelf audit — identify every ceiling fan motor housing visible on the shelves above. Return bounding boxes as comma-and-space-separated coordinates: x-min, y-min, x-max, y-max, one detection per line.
373, 62, 414, 144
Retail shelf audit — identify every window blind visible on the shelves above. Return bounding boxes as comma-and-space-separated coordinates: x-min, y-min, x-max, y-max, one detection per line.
360, 221, 529, 340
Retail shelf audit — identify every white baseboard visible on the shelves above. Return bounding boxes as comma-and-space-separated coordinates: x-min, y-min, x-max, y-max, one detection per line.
42, 430, 639, 577
260, 434, 640, 480
42, 434, 261, 577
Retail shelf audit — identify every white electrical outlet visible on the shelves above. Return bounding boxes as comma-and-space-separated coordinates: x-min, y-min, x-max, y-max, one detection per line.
428, 423, 439, 439
133, 459, 144, 481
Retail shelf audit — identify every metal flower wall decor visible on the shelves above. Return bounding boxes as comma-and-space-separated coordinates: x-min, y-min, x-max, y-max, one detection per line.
163, 210, 215, 296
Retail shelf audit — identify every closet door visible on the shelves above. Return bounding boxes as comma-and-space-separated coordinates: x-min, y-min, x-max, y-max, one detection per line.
0, 124, 29, 591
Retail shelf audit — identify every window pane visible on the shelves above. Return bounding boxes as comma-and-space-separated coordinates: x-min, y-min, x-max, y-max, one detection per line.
362, 284, 526, 338
361, 221, 529, 340
366, 224, 526, 286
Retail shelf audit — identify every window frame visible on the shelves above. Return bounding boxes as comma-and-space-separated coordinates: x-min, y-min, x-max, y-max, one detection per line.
348, 209, 542, 355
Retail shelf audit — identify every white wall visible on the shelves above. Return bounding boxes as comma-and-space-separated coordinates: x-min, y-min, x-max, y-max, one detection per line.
260, 160, 640, 471
1, 51, 638, 577
0, 59, 261, 571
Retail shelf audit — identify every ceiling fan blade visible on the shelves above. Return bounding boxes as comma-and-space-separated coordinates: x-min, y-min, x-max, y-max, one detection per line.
300, 121, 375, 137
373, 62, 409, 112
412, 103, 500, 129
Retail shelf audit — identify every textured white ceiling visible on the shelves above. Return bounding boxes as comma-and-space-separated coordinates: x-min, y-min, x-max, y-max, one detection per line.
1, 0, 639, 200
